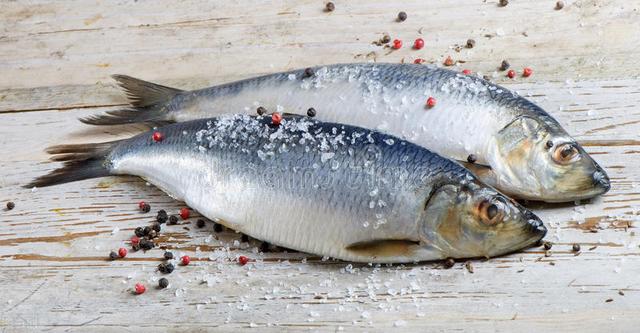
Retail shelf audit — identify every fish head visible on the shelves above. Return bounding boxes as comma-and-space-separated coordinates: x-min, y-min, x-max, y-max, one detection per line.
488, 115, 610, 202
420, 182, 546, 258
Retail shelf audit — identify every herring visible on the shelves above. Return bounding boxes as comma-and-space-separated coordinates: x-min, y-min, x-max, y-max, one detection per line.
82, 63, 610, 202
29, 115, 546, 263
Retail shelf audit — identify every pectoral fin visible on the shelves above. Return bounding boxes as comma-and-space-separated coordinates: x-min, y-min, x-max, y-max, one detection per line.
459, 161, 498, 189
346, 239, 421, 258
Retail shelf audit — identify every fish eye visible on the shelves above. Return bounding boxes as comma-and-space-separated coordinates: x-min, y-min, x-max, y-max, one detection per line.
552, 143, 579, 164
478, 198, 505, 226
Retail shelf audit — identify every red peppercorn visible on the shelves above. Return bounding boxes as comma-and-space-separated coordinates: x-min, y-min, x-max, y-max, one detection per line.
138, 201, 146, 210
179, 207, 190, 220
181, 255, 191, 266
426, 97, 436, 108
462, 69, 472, 75
413, 38, 424, 50
392, 39, 402, 49
152, 131, 163, 142
523, 67, 533, 77
130, 236, 140, 245
238, 255, 249, 266
118, 247, 127, 258
414, 58, 425, 64
507, 69, 516, 78
134, 283, 146, 295
271, 112, 282, 125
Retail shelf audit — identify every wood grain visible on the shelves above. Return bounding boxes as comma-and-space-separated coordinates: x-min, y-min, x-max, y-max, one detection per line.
1, 0, 639, 331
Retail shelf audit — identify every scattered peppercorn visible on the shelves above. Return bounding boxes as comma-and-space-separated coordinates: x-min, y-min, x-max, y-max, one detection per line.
138, 201, 149, 211
257, 106, 267, 116
179, 207, 190, 220
413, 38, 424, 50
151, 223, 161, 233
140, 238, 154, 250
134, 283, 146, 295
213, 223, 223, 232
109, 251, 119, 260
572, 243, 581, 252
499, 0, 508, 7
523, 67, 533, 77
304, 67, 315, 78
543, 241, 552, 250
555, 1, 564, 10
272, 112, 283, 126
118, 247, 127, 258
381, 35, 391, 44
499, 60, 510, 71
464, 261, 474, 273
134, 227, 145, 237
467, 154, 477, 163
132, 243, 140, 251
164, 251, 174, 260
426, 97, 436, 108
260, 241, 271, 253
397, 11, 407, 22
462, 69, 472, 75
131, 236, 140, 245
156, 209, 168, 224
466, 39, 476, 48
413, 58, 425, 64
158, 262, 175, 274
143, 226, 151, 236
196, 219, 205, 228
6, 201, 15, 210
152, 131, 163, 142
392, 39, 402, 49
241, 234, 249, 243
325, 2, 335, 12
507, 69, 516, 78
307, 107, 316, 117
483, 75, 491, 81
238, 255, 249, 266
443, 258, 455, 268
158, 278, 169, 289
181, 255, 191, 266
443, 56, 454, 66
147, 230, 158, 239
168, 215, 178, 225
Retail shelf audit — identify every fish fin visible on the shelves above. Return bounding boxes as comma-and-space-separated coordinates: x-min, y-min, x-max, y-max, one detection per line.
458, 161, 498, 188
111, 74, 183, 107
345, 239, 421, 258
24, 141, 122, 188
80, 75, 182, 126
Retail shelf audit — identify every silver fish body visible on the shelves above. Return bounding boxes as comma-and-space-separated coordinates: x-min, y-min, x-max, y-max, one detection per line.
47, 115, 546, 263
85, 63, 610, 202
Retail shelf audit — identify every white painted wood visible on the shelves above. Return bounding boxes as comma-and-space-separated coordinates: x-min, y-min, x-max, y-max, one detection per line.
1, 0, 639, 331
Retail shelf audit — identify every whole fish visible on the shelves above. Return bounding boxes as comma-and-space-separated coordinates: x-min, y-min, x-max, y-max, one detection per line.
82, 63, 610, 202
30, 115, 546, 263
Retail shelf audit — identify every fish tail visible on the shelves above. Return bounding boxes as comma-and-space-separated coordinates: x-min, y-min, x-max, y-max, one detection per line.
24, 141, 122, 188
80, 74, 182, 126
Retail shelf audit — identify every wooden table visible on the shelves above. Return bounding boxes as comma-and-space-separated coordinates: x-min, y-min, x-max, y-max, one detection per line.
1, 1, 639, 331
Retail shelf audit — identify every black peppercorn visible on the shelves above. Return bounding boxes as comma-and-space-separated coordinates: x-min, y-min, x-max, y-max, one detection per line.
467, 154, 477, 164
304, 67, 315, 78
260, 241, 271, 253
499, 0, 508, 7
241, 234, 249, 243
156, 209, 168, 224
572, 243, 581, 252
134, 227, 145, 237
555, 1, 564, 10
168, 215, 178, 225
140, 238, 154, 250
196, 219, 205, 228
466, 39, 476, 48
213, 223, 223, 232
382, 34, 391, 44
158, 262, 175, 274
109, 251, 119, 260
443, 258, 455, 268
143, 226, 151, 236
152, 223, 161, 232
257, 106, 267, 116
141, 203, 151, 213
499, 60, 510, 71
158, 278, 169, 289
397, 11, 407, 22
325, 2, 335, 12
164, 251, 174, 260
6, 202, 15, 210
307, 108, 316, 117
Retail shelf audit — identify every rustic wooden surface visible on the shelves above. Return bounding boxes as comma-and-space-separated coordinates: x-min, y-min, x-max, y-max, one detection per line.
1, 0, 639, 331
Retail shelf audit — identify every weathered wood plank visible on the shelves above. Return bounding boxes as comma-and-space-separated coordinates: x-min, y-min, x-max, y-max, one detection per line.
1, 0, 639, 331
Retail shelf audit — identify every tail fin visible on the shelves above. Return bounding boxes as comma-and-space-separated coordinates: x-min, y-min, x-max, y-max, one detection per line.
25, 141, 121, 188
80, 75, 183, 126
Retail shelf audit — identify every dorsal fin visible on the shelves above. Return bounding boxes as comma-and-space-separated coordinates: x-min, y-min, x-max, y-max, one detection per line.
111, 74, 183, 107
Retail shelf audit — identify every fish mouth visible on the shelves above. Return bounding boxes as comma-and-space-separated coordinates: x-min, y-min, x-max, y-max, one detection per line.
591, 163, 611, 195
523, 210, 547, 240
